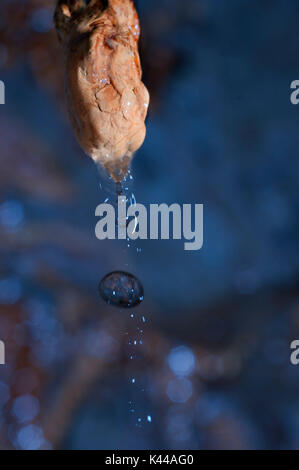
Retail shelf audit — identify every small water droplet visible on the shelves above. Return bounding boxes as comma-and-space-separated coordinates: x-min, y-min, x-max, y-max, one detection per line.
147, 415, 152, 423
99, 272, 144, 308
130, 193, 137, 207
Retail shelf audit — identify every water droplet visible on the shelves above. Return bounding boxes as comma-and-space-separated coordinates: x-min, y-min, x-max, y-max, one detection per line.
130, 193, 137, 207
147, 415, 152, 423
131, 378, 136, 384
99, 272, 144, 308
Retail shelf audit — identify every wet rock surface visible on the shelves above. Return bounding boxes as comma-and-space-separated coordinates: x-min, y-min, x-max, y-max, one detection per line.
54, 0, 150, 182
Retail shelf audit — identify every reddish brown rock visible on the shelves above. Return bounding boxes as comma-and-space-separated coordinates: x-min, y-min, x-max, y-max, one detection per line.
55, 0, 150, 181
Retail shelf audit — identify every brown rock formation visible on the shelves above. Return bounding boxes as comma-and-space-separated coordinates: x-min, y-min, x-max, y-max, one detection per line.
55, 0, 149, 181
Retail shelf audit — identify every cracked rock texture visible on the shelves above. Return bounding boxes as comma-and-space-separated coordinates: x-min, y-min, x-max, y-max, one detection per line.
55, 0, 149, 181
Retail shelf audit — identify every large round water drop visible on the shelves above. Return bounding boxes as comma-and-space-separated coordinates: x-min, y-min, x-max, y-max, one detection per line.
99, 271, 144, 308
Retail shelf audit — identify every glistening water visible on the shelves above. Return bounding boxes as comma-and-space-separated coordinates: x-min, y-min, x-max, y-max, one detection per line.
97, 170, 152, 428
99, 271, 144, 308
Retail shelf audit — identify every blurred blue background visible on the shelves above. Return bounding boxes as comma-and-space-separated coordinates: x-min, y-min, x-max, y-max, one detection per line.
0, 0, 299, 450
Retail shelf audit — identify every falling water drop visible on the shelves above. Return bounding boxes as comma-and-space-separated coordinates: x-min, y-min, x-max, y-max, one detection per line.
99, 271, 144, 308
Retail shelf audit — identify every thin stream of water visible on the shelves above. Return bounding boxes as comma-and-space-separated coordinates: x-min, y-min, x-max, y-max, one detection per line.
98, 169, 152, 427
